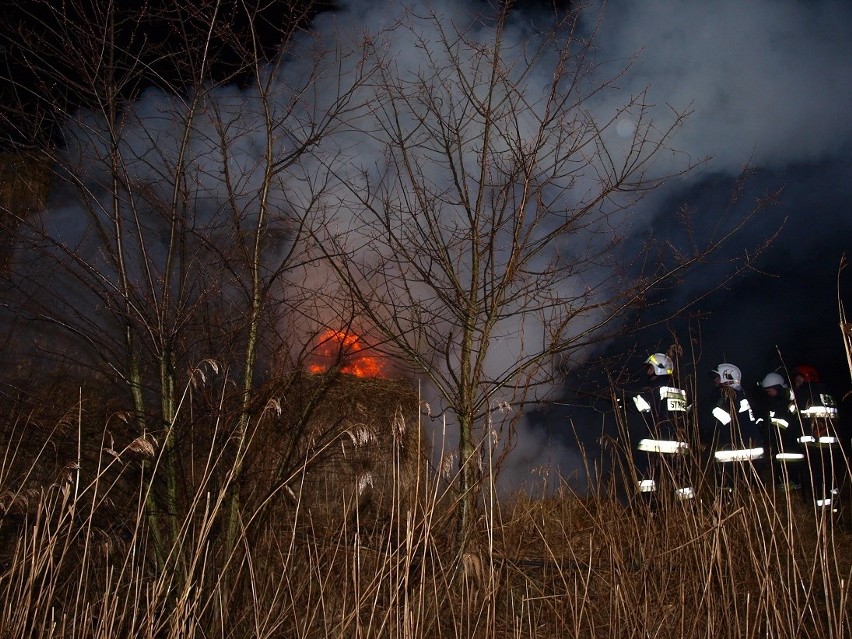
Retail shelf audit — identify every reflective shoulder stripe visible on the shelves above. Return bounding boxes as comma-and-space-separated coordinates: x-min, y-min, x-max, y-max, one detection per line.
770, 417, 789, 429
632, 394, 651, 412
659, 386, 686, 399
739, 398, 751, 413
712, 406, 732, 425
818, 393, 837, 408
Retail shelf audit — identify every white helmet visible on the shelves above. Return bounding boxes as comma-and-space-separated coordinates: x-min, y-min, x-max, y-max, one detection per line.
645, 353, 673, 376
760, 372, 787, 389
713, 363, 742, 386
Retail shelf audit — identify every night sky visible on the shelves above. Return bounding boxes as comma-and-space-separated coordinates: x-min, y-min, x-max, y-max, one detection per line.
589, 0, 852, 388
518, 0, 852, 491
498, 0, 852, 489
2, 0, 851, 491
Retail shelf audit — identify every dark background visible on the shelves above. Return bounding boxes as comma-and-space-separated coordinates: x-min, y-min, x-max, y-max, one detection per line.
2, 0, 850, 489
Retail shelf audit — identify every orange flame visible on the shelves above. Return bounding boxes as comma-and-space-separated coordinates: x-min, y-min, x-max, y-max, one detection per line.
308, 329, 387, 378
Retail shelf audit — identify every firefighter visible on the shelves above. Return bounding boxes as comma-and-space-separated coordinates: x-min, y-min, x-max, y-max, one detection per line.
755, 371, 803, 491
621, 353, 693, 507
790, 365, 844, 513
703, 363, 765, 498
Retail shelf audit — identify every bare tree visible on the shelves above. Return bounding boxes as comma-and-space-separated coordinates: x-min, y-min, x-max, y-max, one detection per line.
0, 0, 374, 580
311, 3, 771, 548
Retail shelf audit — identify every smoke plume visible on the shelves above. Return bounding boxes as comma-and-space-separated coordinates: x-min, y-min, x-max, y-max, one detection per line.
7, 0, 852, 495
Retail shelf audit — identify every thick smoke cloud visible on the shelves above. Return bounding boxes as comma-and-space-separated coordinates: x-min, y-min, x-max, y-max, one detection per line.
422, 0, 852, 491
309, 0, 625, 494
545, 0, 852, 485
8, 0, 851, 494
581, 0, 852, 371
593, 0, 852, 169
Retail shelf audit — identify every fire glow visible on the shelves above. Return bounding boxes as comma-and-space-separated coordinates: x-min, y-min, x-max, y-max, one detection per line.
308, 329, 387, 378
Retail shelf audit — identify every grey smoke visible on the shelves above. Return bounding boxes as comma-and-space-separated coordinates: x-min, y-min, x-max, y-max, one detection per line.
509, 0, 852, 489
590, 0, 852, 170
9, 0, 852, 494
586, 0, 852, 363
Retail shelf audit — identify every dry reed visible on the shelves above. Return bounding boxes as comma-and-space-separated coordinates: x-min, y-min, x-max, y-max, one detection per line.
0, 366, 849, 639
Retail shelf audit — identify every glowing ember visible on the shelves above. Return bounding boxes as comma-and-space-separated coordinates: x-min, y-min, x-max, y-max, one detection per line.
308, 329, 387, 378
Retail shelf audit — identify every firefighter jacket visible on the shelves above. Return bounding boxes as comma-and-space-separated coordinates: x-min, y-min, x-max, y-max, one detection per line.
624, 375, 689, 452
754, 387, 802, 459
792, 381, 839, 445
706, 385, 764, 460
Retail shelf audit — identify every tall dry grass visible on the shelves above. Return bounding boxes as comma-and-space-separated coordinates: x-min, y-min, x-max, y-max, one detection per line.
0, 371, 849, 638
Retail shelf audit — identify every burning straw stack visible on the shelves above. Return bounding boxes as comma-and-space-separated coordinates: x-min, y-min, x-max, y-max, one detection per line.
256, 372, 429, 530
